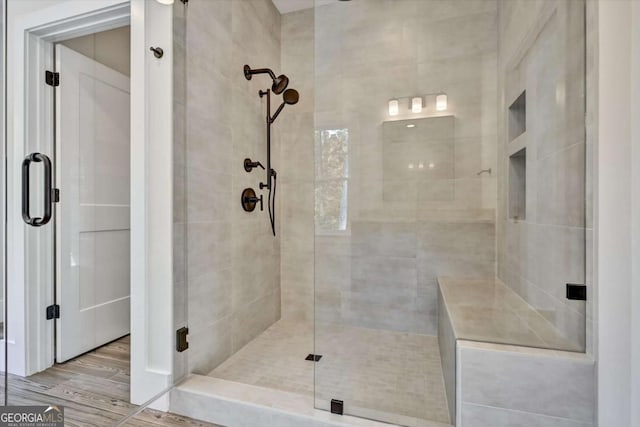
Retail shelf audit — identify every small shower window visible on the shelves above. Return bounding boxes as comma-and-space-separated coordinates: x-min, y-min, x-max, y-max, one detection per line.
315, 129, 349, 233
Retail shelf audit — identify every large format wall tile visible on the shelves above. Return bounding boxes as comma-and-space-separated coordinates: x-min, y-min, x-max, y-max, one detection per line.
459, 345, 595, 423
496, 0, 588, 350
182, 0, 282, 375
306, 0, 499, 335
280, 9, 315, 322
312, 219, 496, 335
461, 403, 592, 427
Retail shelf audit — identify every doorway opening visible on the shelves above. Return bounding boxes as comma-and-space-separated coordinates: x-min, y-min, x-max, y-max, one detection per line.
54, 26, 132, 364
4, 25, 136, 423
4, 0, 177, 417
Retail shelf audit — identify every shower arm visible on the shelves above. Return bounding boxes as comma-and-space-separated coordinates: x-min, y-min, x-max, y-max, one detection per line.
247, 67, 277, 81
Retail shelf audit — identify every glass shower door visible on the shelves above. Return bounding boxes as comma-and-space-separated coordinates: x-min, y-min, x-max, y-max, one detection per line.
313, 0, 587, 425
313, 1, 489, 424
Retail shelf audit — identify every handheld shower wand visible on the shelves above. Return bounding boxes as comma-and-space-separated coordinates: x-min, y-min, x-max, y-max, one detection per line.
270, 89, 300, 123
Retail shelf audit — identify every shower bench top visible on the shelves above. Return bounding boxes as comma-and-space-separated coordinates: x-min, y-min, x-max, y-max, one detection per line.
437, 277, 582, 353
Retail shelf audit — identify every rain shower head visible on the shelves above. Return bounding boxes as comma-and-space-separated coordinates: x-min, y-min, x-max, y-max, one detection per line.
272, 75, 290, 95
243, 64, 290, 94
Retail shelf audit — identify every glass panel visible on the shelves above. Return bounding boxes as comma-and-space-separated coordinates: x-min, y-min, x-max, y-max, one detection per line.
313, 0, 587, 425
173, 0, 189, 386
1, 0, 6, 406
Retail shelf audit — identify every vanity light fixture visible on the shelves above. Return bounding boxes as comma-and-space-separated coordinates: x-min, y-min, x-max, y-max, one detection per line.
436, 93, 448, 111
406, 124, 416, 128
388, 99, 399, 116
388, 93, 448, 116
411, 96, 423, 113
155, 0, 174, 4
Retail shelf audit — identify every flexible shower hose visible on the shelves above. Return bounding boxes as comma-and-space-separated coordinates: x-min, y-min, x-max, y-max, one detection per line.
268, 170, 277, 236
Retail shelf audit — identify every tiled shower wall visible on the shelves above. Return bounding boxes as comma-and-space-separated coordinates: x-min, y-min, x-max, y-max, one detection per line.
303, 0, 499, 335
175, 0, 282, 375
279, 9, 315, 322
496, 0, 589, 351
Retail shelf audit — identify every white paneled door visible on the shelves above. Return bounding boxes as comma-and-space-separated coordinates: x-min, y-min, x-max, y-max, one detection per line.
55, 45, 131, 362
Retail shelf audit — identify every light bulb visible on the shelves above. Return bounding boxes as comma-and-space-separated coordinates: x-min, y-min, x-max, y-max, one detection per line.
436, 94, 447, 111
388, 99, 399, 116
406, 124, 416, 128
411, 97, 422, 113
156, 0, 174, 4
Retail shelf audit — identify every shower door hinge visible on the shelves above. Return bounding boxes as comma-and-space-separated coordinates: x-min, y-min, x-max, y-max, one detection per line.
566, 283, 587, 301
45, 71, 60, 87
331, 399, 344, 415
46, 304, 60, 320
176, 327, 189, 352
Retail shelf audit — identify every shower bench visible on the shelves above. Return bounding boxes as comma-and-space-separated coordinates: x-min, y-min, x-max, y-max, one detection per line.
437, 277, 595, 427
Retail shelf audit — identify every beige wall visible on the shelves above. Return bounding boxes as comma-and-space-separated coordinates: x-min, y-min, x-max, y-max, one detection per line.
60, 26, 130, 76
175, 0, 282, 375
496, 0, 589, 352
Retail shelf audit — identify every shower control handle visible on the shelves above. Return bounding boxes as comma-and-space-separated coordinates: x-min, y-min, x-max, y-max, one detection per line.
244, 158, 265, 173
254, 194, 264, 211
241, 188, 263, 212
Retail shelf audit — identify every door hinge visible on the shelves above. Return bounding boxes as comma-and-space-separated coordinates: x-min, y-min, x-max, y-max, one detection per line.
46, 304, 60, 320
52, 188, 60, 203
566, 283, 587, 301
45, 71, 60, 87
176, 327, 189, 352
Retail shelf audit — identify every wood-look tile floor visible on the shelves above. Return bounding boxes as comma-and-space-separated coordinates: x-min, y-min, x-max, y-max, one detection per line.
1, 336, 221, 427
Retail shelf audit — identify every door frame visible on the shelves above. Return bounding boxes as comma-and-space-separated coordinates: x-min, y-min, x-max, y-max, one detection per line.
5, 0, 175, 406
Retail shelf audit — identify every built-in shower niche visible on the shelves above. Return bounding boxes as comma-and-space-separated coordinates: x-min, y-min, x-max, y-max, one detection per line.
509, 147, 526, 220
508, 90, 526, 142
